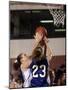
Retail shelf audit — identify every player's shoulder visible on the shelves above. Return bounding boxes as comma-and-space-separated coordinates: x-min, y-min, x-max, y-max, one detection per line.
30, 57, 48, 68
39, 57, 48, 65
29, 58, 36, 68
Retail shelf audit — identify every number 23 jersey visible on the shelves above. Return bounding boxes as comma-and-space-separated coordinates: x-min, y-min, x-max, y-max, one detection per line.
30, 57, 49, 87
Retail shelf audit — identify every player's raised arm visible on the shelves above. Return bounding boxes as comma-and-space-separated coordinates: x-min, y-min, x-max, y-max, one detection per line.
44, 36, 54, 61
46, 44, 53, 61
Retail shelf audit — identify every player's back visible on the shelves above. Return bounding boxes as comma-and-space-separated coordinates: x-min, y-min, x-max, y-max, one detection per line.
30, 57, 49, 87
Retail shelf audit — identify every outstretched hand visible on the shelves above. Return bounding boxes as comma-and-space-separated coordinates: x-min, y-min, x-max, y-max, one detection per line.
34, 32, 43, 43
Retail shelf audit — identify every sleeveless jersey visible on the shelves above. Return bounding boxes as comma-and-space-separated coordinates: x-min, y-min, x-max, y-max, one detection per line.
30, 57, 49, 87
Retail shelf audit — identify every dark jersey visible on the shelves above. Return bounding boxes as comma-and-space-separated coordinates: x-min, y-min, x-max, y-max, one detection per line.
30, 57, 49, 87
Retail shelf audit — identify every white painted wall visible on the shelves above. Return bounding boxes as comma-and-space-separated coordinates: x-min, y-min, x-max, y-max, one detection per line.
10, 38, 65, 58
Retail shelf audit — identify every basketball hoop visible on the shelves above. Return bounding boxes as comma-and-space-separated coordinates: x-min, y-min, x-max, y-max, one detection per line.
47, 5, 65, 27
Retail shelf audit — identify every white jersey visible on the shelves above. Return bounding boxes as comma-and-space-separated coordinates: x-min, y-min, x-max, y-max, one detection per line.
21, 69, 32, 87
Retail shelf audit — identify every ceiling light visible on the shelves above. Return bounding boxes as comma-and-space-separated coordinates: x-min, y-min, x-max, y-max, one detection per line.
40, 20, 53, 23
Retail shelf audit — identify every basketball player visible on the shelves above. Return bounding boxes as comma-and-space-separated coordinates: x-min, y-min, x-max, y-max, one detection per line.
16, 53, 32, 88
10, 53, 32, 88
30, 26, 53, 87
30, 47, 49, 87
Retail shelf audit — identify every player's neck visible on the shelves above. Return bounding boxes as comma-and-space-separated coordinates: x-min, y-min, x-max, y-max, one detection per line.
20, 65, 28, 71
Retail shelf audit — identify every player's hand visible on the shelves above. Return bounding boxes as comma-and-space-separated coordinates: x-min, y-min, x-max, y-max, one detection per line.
34, 33, 43, 43
10, 81, 17, 88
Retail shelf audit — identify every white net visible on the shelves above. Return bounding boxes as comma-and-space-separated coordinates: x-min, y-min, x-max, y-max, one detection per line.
49, 9, 65, 27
